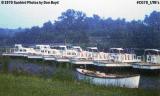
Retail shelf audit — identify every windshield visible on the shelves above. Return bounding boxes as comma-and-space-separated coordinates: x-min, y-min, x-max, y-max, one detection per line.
110, 49, 124, 53
52, 46, 66, 50
87, 49, 98, 52
145, 50, 159, 55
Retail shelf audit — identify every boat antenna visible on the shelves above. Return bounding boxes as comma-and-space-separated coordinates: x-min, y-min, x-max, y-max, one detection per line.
64, 31, 67, 45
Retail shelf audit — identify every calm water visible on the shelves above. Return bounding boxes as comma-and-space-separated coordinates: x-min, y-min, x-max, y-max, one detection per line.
0, 57, 159, 90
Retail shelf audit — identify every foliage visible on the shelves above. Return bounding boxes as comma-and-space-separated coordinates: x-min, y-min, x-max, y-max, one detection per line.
0, 10, 160, 49
52, 67, 75, 81
0, 74, 159, 96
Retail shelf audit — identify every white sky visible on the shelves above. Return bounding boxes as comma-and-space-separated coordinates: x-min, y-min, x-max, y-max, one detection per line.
0, 0, 160, 28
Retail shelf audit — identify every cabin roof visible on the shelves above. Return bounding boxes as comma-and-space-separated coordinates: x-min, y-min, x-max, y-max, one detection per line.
51, 45, 67, 48
110, 48, 124, 51
59, 45, 67, 47
145, 49, 159, 52
87, 47, 98, 50
72, 46, 81, 48
15, 44, 22, 46
35, 44, 50, 47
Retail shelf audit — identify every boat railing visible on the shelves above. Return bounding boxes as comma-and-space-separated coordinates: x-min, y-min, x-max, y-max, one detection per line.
4, 48, 16, 53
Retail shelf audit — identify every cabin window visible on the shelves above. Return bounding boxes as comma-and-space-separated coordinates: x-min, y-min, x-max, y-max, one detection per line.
148, 58, 151, 61
15, 46, 19, 48
52, 47, 65, 50
35, 46, 40, 49
15, 49, 18, 51
67, 46, 72, 49
20, 49, 22, 52
41, 50, 44, 53
88, 49, 98, 52
61, 47, 65, 50
110, 49, 123, 53
74, 48, 81, 52
72, 53, 76, 55
145, 51, 158, 55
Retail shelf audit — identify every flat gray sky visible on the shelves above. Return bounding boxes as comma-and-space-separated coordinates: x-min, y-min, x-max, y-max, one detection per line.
0, 0, 160, 28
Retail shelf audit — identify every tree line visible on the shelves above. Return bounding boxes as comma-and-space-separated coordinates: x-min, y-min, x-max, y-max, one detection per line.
0, 9, 160, 49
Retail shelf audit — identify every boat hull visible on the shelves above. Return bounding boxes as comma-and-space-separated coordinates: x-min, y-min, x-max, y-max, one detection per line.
93, 61, 132, 67
132, 63, 160, 70
55, 58, 70, 62
70, 60, 93, 65
2, 53, 27, 57
76, 68, 140, 88
43, 56, 55, 61
27, 55, 43, 59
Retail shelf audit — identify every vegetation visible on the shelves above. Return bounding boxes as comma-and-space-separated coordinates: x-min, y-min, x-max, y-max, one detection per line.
0, 56, 159, 96
0, 9, 160, 49
0, 73, 159, 96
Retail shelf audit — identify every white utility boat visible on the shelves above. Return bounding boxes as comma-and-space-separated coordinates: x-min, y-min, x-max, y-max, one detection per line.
71, 47, 109, 65
2, 44, 36, 57
94, 48, 141, 67
52, 45, 78, 62
43, 46, 61, 61
132, 49, 160, 70
27, 45, 51, 59
76, 68, 140, 88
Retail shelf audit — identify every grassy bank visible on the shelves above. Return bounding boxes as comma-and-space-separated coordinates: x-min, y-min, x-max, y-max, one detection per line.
0, 74, 159, 96
0, 56, 159, 96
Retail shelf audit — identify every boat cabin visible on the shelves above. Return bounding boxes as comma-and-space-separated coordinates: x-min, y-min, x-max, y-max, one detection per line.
109, 48, 141, 63
86, 47, 98, 52
83, 47, 109, 60
144, 49, 160, 64
71, 46, 83, 52
34, 45, 50, 50
15, 44, 23, 49
51, 45, 68, 51
33, 45, 51, 55
13, 44, 35, 54
109, 48, 124, 53
51, 45, 78, 58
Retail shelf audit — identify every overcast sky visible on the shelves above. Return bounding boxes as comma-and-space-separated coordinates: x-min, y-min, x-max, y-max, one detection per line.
0, 0, 160, 29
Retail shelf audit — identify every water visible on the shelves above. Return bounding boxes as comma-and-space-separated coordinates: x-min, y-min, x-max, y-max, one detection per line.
8, 61, 55, 76
0, 56, 159, 89
139, 76, 160, 89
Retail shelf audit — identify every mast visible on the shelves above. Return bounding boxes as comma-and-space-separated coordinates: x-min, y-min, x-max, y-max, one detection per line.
64, 31, 67, 45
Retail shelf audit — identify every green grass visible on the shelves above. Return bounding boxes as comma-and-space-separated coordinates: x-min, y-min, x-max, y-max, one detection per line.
0, 73, 159, 96
0, 56, 159, 96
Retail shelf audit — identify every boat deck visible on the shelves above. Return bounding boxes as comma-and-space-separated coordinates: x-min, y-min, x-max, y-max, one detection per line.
132, 63, 160, 70
70, 60, 93, 64
94, 61, 131, 67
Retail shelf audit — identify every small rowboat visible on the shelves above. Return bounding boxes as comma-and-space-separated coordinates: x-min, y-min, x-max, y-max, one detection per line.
76, 68, 140, 88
